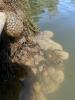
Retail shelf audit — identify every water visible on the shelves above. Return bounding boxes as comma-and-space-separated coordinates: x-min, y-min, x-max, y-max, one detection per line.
0, 0, 75, 100
30, 0, 75, 100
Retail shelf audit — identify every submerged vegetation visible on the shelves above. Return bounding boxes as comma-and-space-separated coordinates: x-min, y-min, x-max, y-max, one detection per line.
0, 0, 69, 100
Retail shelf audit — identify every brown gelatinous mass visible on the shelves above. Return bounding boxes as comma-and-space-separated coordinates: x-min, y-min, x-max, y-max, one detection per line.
5, 12, 23, 37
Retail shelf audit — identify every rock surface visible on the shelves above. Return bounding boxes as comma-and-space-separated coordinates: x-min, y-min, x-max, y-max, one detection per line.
0, 12, 6, 35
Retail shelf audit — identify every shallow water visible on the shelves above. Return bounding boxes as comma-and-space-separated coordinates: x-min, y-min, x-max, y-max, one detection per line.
0, 0, 75, 100
30, 0, 75, 100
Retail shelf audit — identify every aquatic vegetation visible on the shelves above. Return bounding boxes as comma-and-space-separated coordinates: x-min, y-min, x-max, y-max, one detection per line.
50, 69, 64, 84
0, 0, 69, 99
10, 29, 68, 99
34, 31, 63, 50
34, 66, 64, 94
31, 30, 69, 96
34, 92, 47, 100
33, 82, 41, 93
38, 31, 54, 39
29, 0, 59, 17
0, 26, 69, 100
55, 50, 69, 60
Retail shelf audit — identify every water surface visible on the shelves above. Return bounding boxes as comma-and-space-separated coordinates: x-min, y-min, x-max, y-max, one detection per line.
30, 0, 75, 100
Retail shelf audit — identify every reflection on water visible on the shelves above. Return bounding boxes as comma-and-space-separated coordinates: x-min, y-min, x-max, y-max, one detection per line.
29, 0, 59, 21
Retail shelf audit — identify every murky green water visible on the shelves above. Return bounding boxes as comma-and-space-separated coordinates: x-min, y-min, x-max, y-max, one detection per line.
30, 0, 75, 100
